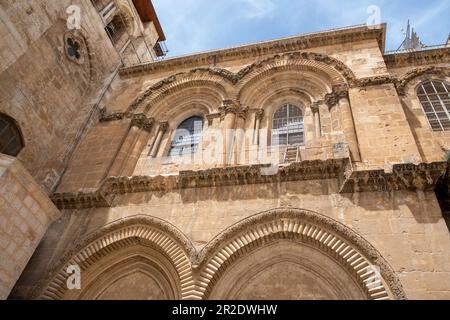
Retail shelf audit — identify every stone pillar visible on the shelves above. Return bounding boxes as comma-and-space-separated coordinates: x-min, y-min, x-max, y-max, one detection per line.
109, 115, 154, 177
253, 109, 264, 145
311, 103, 321, 139
234, 106, 249, 165
218, 100, 251, 166
150, 121, 169, 158
326, 87, 361, 162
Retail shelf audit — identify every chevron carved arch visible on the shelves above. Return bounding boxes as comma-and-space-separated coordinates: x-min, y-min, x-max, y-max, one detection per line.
127, 52, 356, 113
37, 215, 197, 300
396, 66, 450, 96
195, 208, 406, 300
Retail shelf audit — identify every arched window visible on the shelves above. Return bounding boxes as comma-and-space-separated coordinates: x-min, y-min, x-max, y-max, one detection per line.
0, 113, 24, 156
169, 116, 204, 156
272, 104, 304, 146
417, 80, 450, 131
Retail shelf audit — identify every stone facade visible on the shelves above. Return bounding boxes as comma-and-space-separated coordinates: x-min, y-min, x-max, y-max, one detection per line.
1, 3, 450, 300
0, 154, 60, 299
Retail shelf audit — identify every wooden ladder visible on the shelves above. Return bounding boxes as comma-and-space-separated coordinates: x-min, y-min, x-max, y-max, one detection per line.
283, 146, 301, 164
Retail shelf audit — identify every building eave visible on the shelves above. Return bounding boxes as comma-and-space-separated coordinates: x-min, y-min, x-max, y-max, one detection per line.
119, 23, 387, 78
132, 0, 166, 41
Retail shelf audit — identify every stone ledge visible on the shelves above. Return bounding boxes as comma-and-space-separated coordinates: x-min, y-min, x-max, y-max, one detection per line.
339, 161, 448, 193
50, 159, 448, 210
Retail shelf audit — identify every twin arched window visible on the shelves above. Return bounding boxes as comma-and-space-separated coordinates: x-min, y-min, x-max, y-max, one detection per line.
0, 113, 24, 157
169, 116, 204, 156
417, 80, 450, 131
272, 104, 305, 146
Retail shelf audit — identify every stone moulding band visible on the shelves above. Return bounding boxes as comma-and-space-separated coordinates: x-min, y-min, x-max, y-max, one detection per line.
36, 209, 407, 300
50, 160, 448, 210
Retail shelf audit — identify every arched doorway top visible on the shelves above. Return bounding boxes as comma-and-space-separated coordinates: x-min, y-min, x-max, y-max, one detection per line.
196, 208, 406, 300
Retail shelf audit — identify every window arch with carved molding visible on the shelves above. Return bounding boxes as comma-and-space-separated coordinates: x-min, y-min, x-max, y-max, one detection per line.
169, 116, 204, 156
0, 113, 24, 157
272, 104, 305, 146
417, 80, 450, 131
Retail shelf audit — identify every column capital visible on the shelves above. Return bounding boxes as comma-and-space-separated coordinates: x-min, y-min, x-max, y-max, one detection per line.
158, 121, 169, 132
310, 102, 321, 114
237, 106, 249, 120
219, 99, 240, 116
131, 114, 154, 132
255, 108, 265, 120
206, 113, 220, 125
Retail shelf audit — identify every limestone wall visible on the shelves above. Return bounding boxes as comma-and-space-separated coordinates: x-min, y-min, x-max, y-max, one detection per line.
0, 0, 120, 192
0, 154, 60, 299
11, 180, 450, 299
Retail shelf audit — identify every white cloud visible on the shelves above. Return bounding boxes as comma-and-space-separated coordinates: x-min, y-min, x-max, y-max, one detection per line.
234, 0, 276, 19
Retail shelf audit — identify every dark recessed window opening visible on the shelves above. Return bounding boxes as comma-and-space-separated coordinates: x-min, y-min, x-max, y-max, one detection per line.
0, 114, 24, 157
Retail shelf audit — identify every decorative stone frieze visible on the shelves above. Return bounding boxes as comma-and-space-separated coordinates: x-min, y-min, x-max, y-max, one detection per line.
339, 161, 448, 193
384, 46, 450, 68
324, 85, 349, 109
50, 160, 449, 210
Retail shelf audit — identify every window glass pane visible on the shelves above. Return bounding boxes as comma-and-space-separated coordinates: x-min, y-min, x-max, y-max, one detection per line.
272, 104, 304, 146
433, 81, 447, 93
169, 116, 203, 156
418, 81, 450, 132
423, 82, 435, 94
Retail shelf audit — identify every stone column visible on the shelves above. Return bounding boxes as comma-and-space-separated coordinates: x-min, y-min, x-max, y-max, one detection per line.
219, 100, 239, 166
150, 121, 169, 158
326, 87, 361, 162
108, 115, 154, 177
234, 106, 249, 165
311, 103, 321, 139
253, 109, 264, 145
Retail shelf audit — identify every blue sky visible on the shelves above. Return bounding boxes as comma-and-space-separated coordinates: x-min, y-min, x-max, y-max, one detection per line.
152, 0, 450, 57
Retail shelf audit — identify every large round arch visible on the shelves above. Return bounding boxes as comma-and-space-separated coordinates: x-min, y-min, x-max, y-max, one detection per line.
196, 208, 406, 300
37, 215, 197, 300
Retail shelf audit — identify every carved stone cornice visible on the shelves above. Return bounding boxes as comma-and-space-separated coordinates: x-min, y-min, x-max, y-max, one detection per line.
324, 86, 349, 108
99, 111, 154, 131
120, 25, 385, 78
384, 46, 450, 68
50, 160, 448, 210
339, 162, 448, 193
352, 75, 396, 88
130, 114, 155, 132
100, 111, 132, 122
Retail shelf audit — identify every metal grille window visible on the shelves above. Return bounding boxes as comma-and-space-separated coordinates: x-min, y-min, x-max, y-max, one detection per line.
417, 80, 450, 131
169, 117, 204, 156
272, 104, 304, 146
0, 114, 24, 156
